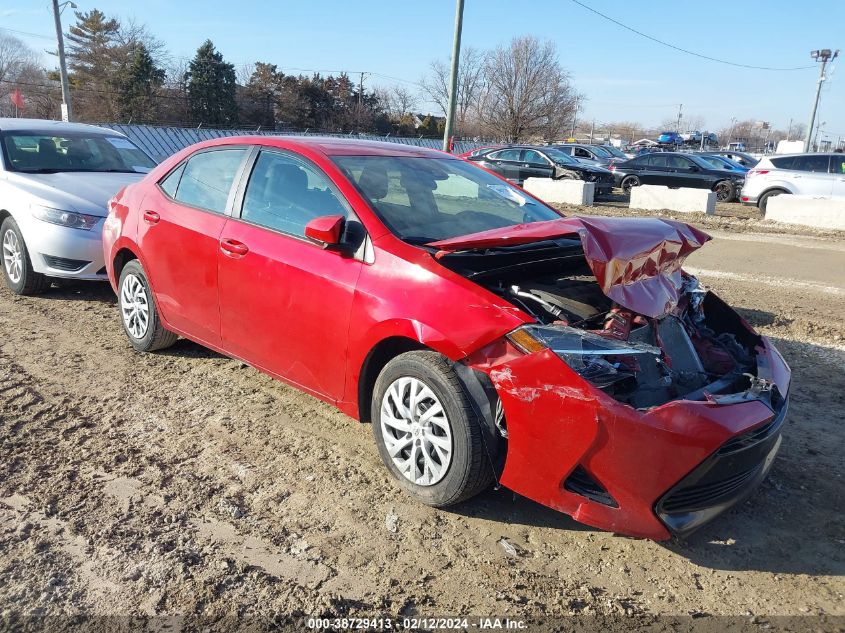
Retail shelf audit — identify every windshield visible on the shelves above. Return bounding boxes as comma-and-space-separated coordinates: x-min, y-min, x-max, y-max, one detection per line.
332, 155, 562, 243
601, 145, 627, 158
543, 148, 580, 165
589, 146, 613, 158
698, 155, 731, 170
1, 131, 156, 174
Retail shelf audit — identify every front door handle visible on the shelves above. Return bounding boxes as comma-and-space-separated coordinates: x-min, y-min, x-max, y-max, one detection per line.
220, 238, 249, 257
143, 210, 160, 224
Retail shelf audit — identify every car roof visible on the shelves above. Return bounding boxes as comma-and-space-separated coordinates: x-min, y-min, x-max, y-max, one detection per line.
195, 135, 451, 158
0, 117, 125, 136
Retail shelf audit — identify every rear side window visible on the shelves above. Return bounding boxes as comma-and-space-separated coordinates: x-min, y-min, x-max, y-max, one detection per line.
646, 155, 669, 167
488, 149, 522, 161
831, 156, 845, 174
770, 156, 796, 170
159, 163, 185, 197
171, 148, 246, 213
240, 150, 347, 237
792, 155, 831, 173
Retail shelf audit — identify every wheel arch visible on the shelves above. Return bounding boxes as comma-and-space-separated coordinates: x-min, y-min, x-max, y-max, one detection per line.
357, 336, 430, 423
113, 246, 140, 282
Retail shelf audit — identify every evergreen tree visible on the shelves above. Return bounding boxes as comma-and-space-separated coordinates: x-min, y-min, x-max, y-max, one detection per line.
113, 43, 164, 122
65, 9, 122, 120
185, 40, 238, 126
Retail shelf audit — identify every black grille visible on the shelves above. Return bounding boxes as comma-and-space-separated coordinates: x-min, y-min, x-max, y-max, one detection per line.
660, 464, 760, 512
564, 465, 618, 507
719, 418, 778, 455
42, 255, 89, 271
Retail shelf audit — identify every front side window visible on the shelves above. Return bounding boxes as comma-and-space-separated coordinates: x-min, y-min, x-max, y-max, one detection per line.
0, 132, 155, 174
831, 155, 845, 174
240, 151, 347, 237
522, 150, 550, 165
172, 148, 246, 214
333, 156, 562, 243
647, 155, 669, 168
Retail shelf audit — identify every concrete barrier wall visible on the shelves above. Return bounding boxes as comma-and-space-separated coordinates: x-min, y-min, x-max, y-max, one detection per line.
629, 185, 716, 214
523, 178, 595, 205
765, 195, 845, 230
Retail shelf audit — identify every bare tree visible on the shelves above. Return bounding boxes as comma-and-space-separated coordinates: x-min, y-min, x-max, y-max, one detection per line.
376, 84, 419, 118
420, 46, 484, 133
477, 36, 575, 142
0, 32, 56, 118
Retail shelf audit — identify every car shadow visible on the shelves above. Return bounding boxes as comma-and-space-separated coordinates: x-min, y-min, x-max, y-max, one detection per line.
38, 280, 116, 303
734, 307, 777, 328
156, 337, 226, 360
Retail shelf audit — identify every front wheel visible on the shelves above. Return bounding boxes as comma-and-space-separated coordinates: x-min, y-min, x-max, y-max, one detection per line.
713, 180, 735, 203
118, 259, 178, 352
621, 175, 640, 194
1, 217, 48, 295
372, 351, 494, 507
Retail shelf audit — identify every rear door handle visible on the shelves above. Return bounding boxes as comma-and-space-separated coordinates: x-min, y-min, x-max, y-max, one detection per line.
220, 238, 249, 257
143, 210, 160, 224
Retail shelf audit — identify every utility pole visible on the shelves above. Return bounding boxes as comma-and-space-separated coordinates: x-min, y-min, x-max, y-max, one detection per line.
589, 119, 595, 143
569, 95, 579, 138
51, 0, 74, 121
786, 118, 793, 141
676, 103, 683, 132
442, 0, 464, 152
357, 71, 367, 133
804, 49, 839, 152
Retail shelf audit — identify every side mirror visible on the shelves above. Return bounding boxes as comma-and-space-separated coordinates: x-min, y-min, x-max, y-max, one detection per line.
305, 214, 345, 247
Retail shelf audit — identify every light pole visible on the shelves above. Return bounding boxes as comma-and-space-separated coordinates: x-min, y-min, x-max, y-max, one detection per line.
442, 0, 465, 152
804, 49, 839, 152
51, 0, 77, 122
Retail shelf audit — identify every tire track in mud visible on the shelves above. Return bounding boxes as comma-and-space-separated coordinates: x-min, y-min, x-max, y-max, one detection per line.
1, 283, 844, 620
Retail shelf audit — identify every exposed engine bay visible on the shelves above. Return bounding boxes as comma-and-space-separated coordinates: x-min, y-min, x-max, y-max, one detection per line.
438, 237, 768, 409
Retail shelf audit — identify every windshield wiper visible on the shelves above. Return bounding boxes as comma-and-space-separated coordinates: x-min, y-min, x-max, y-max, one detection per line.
17, 168, 140, 174
402, 236, 437, 245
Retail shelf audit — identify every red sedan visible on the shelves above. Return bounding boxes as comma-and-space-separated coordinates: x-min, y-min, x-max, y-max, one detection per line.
102, 137, 790, 540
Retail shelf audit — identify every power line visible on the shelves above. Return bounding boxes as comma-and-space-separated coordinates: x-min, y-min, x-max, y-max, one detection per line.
569, 0, 816, 72
0, 26, 55, 41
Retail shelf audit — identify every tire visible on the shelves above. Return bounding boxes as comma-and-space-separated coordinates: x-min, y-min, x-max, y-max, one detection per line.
371, 351, 494, 508
713, 180, 735, 203
1, 217, 48, 296
117, 259, 178, 352
621, 175, 640, 194
758, 189, 787, 213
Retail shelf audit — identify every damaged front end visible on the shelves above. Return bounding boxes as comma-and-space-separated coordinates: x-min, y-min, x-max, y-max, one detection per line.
433, 216, 790, 539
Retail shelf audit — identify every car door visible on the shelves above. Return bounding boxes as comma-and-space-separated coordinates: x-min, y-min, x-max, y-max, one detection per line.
640, 154, 672, 185
830, 154, 845, 197
482, 148, 523, 182
670, 156, 710, 188
789, 155, 834, 196
139, 146, 249, 347
519, 149, 554, 182
216, 148, 363, 401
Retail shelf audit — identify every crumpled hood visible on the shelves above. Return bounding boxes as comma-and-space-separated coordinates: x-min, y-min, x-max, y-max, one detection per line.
8, 171, 145, 217
429, 216, 711, 318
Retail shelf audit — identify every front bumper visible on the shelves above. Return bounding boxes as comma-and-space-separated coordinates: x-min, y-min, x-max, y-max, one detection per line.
16, 212, 107, 280
483, 336, 790, 540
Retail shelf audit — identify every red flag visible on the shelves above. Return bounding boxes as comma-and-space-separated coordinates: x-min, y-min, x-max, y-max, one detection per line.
10, 89, 24, 110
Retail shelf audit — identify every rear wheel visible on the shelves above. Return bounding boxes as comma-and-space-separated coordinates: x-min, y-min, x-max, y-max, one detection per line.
371, 351, 494, 507
1, 217, 48, 296
118, 259, 178, 352
713, 180, 735, 203
621, 175, 640, 194
758, 189, 787, 213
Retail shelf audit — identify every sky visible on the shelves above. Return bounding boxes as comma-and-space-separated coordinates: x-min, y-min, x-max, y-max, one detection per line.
2, 0, 843, 140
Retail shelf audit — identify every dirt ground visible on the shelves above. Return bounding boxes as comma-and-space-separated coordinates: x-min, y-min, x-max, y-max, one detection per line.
0, 202, 843, 631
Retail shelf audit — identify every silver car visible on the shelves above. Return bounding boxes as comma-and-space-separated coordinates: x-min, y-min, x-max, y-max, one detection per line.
740, 153, 845, 212
552, 144, 615, 168
0, 118, 155, 294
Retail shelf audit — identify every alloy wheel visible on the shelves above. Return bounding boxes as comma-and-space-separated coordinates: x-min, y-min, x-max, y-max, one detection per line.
120, 273, 150, 340
380, 376, 453, 486
2, 229, 23, 284
715, 182, 731, 202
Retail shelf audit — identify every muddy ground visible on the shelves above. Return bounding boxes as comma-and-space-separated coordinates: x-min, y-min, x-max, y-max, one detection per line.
0, 202, 843, 631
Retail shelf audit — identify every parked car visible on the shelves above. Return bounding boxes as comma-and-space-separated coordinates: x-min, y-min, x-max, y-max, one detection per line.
0, 118, 156, 295
551, 143, 614, 167
709, 150, 758, 169
681, 131, 702, 144
468, 145, 615, 195
740, 152, 845, 211
457, 144, 506, 159
657, 131, 684, 146
599, 144, 632, 161
695, 153, 750, 174
103, 137, 790, 540
610, 151, 745, 201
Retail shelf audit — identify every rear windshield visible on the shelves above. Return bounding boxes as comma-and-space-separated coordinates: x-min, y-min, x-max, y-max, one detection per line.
332, 155, 562, 243
0, 131, 156, 174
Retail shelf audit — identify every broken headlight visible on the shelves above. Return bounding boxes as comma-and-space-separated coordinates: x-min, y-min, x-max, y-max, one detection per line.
507, 324, 663, 389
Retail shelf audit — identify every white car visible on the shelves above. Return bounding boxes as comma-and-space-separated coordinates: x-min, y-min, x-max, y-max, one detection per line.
740, 152, 845, 212
0, 118, 155, 295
